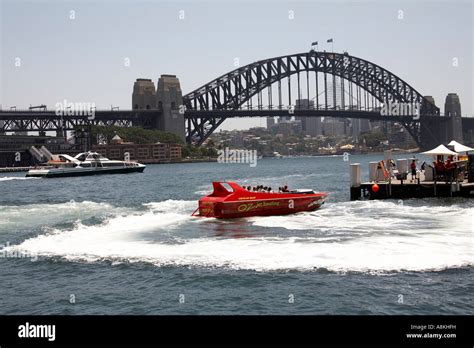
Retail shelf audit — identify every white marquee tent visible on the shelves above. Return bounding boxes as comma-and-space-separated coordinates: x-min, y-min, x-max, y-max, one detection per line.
447, 140, 474, 153
421, 144, 457, 156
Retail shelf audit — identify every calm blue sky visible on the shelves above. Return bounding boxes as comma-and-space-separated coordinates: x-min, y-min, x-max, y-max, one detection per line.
1, 0, 473, 130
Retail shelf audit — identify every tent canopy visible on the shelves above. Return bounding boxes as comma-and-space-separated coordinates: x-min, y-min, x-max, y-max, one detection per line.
448, 140, 474, 153
421, 144, 457, 156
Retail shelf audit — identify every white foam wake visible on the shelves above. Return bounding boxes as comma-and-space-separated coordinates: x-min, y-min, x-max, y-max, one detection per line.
0, 200, 128, 232
4, 199, 473, 273
0, 176, 40, 182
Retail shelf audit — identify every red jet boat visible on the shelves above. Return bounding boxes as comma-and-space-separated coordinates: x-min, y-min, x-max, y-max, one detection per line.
193, 181, 328, 219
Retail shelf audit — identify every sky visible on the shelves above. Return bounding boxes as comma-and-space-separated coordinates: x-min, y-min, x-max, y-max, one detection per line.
1, 0, 473, 131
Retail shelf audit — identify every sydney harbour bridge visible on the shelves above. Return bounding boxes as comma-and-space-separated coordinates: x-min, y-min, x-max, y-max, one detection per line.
1, 51, 471, 150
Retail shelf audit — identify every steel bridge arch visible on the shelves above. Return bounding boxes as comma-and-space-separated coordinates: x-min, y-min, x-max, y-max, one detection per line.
183, 51, 439, 145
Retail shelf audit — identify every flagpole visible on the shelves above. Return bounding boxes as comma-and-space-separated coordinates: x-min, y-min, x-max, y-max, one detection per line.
327, 38, 334, 52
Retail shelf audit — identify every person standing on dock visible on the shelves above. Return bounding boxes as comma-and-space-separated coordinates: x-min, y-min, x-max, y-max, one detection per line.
410, 160, 417, 182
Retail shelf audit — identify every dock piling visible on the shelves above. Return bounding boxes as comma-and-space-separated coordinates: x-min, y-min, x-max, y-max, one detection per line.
350, 163, 361, 200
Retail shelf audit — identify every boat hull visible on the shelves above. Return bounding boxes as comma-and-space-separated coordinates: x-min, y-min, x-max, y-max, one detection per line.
26, 166, 145, 178
198, 196, 326, 219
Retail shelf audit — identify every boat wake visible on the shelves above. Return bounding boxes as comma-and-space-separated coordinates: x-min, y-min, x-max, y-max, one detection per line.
2, 199, 473, 273
0, 200, 130, 233
0, 176, 40, 182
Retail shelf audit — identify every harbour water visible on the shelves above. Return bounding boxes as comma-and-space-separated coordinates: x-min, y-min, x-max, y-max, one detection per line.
0, 155, 472, 314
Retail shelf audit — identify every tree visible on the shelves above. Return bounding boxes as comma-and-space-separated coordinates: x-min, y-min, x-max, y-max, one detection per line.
87, 126, 184, 145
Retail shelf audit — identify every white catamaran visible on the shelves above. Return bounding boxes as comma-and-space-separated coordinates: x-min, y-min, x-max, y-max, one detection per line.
26, 151, 146, 178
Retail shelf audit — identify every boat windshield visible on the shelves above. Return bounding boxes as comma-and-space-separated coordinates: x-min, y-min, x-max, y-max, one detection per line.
210, 182, 237, 196
75, 153, 87, 161
220, 183, 234, 192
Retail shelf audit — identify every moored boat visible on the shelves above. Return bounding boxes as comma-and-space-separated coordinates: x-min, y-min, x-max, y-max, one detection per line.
193, 181, 327, 219
26, 151, 146, 178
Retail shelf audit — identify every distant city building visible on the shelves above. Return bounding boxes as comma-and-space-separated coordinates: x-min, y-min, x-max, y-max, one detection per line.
229, 133, 244, 147
444, 93, 463, 142
266, 117, 276, 129
322, 118, 345, 136
270, 119, 302, 136
132, 79, 157, 110
93, 142, 182, 163
352, 118, 371, 141
295, 99, 321, 136
292, 119, 303, 133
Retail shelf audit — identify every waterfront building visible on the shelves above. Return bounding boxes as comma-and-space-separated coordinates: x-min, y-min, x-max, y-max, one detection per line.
92, 142, 182, 163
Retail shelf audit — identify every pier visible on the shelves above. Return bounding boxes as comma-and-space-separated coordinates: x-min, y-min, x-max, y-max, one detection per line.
350, 151, 474, 200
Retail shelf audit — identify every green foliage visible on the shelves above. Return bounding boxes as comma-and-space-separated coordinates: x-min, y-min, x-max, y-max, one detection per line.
359, 130, 387, 148
181, 145, 218, 158
88, 126, 183, 145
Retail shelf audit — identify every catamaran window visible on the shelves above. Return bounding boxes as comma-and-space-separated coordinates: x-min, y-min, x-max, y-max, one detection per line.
76, 153, 87, 161
103, 163, 125, 167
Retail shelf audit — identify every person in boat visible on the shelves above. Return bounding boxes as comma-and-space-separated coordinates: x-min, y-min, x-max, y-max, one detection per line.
282, 185, 289, 193
410, 160, 417, 181
267, 187, 272, 193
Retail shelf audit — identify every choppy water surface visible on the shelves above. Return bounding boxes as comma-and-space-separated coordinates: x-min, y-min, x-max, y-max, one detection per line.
0, 155, 472, 314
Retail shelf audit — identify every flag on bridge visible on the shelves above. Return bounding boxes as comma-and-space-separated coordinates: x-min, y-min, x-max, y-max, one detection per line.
327, 38, 333, 43
311, 41, 318, 46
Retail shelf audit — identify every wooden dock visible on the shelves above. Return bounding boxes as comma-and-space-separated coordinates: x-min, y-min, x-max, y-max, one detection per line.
350, 165, 474, 200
